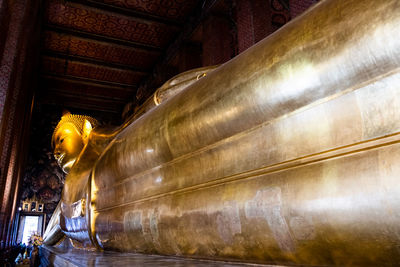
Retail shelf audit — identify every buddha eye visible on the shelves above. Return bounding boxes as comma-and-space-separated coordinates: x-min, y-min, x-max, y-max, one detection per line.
60, 138, 64, 144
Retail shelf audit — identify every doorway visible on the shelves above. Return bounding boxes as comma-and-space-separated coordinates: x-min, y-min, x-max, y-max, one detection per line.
16, 213, 45, 245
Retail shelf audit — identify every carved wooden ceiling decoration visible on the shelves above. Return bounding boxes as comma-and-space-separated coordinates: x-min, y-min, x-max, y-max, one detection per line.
37, 0, 204, 118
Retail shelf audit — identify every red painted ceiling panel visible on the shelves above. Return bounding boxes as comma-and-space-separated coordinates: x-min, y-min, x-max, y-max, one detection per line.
39, 91, 125, 113
43, 31, 160, 69
92, 0, 198, 21
45, 0, 179, 47
41, 56, 146, 85
40, 76, 134, 99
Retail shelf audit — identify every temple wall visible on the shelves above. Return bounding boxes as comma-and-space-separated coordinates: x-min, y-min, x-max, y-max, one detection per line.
0, 0, 40, 250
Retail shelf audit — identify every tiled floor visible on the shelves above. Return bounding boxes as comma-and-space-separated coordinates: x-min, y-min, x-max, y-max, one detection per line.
40, 246, 279, 267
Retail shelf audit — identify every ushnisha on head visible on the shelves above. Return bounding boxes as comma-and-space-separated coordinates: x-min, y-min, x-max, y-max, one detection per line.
52, 111, 99, 174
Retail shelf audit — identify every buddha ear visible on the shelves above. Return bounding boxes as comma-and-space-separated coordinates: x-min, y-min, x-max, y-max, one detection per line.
82, 119, 93, 145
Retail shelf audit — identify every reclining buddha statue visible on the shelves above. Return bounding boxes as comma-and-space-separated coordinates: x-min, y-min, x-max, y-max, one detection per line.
44, 0, 400, 265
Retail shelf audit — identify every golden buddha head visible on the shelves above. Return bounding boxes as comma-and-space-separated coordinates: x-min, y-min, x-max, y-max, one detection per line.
52, 112, 98, 173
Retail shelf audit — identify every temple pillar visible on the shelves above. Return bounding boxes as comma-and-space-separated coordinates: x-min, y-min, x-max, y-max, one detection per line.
178, 42, 202, 73
202, 14, 233, 66
0, 0, 11, 63
0, 0, 40, 249
235, 0, 273, 53
289, 0, 319, 19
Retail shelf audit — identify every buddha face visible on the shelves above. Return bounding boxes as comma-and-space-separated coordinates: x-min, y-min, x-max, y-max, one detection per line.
52, 122, 84, 173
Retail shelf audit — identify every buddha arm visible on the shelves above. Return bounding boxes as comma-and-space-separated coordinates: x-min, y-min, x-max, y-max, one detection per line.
43, 202, 64, 245
52, 127, 117, 248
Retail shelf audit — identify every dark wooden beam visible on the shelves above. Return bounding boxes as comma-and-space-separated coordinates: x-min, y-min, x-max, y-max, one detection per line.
40, 72, 139, 90
44, 24, 163, 52
37, 91, 125, 113
40, 74, 136, 100
41, 90, 127, 104
65, 0, 180, 27
42, 50, 150, 73
40, 99, 121, 114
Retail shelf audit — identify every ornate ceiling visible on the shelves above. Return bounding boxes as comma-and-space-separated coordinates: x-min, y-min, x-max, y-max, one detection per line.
37, 0, 204, 118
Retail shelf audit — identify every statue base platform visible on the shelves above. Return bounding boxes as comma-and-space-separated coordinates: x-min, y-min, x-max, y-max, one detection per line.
39, 245, 279, 267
